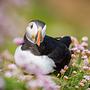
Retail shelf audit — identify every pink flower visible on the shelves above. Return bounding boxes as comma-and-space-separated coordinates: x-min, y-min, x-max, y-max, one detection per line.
24, 64, 45, 75
60, 69, 65, 75
71, 45, 84, 53
27, 79, 43, 88
83, 66, 89, 70
25, 64, 59, 90
81, 55, 88, 60
13, 37, 24, 45
71, 47, 78, 52
64, 65, 69, 70
77, 45, 84, 51
27, 75, 59, 90
38, 75, 59, 90
7, 64, 17, 70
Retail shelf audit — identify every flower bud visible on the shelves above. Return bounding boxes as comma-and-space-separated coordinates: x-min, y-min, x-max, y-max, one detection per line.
82, 36, 88, 42
72, 71, 77, 75
75, 85, 79, 89
81, 55, 88, 60
81, 79, 87, 83
60, 69, 65, 75
71, 54, 76, 59
72, 63, 76, 67
79, 82, 84, 87
83, 66, 89, 71
64, 76, 68, 80
76, 50, 80, 54
81, 42, 88, 48
64, 65, 68, 71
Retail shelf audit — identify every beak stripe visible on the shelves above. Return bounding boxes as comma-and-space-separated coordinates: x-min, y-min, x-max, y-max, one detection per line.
37, 31, 41, 46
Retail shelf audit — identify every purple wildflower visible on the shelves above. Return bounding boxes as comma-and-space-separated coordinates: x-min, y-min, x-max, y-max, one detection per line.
84, 75, 90, 81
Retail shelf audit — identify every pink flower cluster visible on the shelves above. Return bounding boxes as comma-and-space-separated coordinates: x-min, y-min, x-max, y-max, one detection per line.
27, 75, 59, 90
71, 36, 90, 65
71, 36, 90, 81
24, 64, 59, 90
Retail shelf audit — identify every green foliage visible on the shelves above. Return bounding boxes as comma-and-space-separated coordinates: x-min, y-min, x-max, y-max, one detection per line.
4, 77, 27, 90
53, 66, 89, 90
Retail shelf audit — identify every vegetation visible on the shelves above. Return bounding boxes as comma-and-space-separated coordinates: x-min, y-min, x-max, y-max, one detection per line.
0, 36, 90, 90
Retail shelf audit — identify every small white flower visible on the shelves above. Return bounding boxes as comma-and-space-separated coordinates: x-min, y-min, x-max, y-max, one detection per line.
82, 36, 88, 42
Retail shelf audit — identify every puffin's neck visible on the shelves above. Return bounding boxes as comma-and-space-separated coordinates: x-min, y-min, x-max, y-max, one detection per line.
21, 35, 41, 55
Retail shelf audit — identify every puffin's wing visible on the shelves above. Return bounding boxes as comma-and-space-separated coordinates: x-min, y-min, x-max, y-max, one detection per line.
48, 45, 66, 63
51, 36, 71, 48
42, 35, 71, 55
57, 36, 72, 48
48, 44, 71, 71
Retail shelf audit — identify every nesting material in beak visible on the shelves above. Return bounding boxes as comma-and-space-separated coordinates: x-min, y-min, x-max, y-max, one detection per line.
37, 30, 41, 46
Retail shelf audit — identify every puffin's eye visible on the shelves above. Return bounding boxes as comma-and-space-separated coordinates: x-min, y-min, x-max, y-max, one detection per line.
31, 24, 33, 29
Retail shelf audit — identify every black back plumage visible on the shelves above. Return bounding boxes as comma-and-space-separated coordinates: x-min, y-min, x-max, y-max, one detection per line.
21, 35, 71, 72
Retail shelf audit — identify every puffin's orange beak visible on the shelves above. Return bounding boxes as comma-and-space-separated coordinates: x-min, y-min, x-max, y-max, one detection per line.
36, 30, 41, 47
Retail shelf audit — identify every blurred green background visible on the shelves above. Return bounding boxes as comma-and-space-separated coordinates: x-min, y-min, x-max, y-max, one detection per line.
0, 0, 90, 52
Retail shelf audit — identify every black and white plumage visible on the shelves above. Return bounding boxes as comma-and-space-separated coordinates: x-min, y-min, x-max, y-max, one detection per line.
14, 20, 72, 74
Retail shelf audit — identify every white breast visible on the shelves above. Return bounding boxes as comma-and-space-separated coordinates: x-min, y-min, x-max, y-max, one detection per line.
14, 46, 56, 74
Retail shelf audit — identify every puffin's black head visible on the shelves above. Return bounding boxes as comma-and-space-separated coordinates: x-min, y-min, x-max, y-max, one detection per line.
25, 20, 46, 46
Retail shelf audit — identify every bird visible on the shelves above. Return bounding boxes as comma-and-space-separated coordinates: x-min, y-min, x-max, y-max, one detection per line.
14, 20, 72, 74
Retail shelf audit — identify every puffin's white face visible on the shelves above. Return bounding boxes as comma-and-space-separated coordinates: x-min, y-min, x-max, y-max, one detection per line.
26, 20, 46, 46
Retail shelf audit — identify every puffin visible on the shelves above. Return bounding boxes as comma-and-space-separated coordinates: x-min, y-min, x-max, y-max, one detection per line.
14, 20, 72, 74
